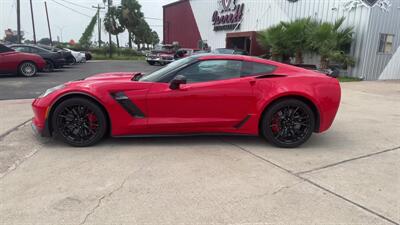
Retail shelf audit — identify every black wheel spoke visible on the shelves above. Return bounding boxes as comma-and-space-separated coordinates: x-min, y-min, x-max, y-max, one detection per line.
56, 104, 99, 144
269, 105, 312, 144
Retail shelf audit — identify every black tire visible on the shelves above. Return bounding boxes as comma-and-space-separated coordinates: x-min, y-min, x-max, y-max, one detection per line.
261, 99, 315, 148
147, 61, 155, 66
51, 98, 107, 147
43, 60, 54, 72
18, 61, 37, 77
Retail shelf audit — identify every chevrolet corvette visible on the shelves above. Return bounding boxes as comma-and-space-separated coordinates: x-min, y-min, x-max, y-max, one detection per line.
32, 54, 341, 148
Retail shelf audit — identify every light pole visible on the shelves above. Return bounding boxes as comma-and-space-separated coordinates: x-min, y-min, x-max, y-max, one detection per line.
55, 26, 67, 43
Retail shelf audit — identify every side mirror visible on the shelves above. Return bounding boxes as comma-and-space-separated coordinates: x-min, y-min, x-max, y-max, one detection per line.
169, 75, 187, 90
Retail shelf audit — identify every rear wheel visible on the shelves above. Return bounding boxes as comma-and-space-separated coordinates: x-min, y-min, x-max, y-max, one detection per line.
261, 99, 315, 148
52, 98, 107, 147
18, 61, 37, 77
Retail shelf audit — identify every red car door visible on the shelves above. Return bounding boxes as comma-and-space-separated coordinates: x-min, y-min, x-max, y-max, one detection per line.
146, 59, 257, 134
0, 47, 18, 73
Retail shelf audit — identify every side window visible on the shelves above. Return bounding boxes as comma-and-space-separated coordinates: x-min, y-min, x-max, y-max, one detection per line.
241, 62, 276, 76
12, 46, 30, 53
178, 60, 243, 83
30, 47, 39, 53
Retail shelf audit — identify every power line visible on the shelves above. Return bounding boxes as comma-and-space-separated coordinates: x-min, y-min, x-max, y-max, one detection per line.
59, 0, 96, 11
50, 0, 92, 18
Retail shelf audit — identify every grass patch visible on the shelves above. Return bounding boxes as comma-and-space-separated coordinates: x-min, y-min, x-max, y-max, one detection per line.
93, 54, 145, 61
338, 76, 363, 82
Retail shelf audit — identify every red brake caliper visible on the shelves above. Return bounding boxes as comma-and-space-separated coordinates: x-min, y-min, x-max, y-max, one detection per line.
87, 112, 98, 129
271, 114, 281, 133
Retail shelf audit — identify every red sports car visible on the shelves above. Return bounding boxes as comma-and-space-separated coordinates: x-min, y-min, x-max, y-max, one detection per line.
32, 55, 341, 148
0, 44, 46, 77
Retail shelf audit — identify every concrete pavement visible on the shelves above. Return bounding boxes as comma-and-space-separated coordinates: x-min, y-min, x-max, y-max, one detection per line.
0, 81, 399, 225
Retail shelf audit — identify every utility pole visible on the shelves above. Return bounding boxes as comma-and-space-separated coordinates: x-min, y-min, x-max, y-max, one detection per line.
107, 0, 112, 58
92, 4, 105, 48
44, 1, 53, 45
16, 0, 21, 43
30, 0, 37, 44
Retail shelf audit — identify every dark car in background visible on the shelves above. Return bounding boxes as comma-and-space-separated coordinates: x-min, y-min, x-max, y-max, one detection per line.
38, 44, 75, 65
9, 44, 66, 72
0, 44, 46, 77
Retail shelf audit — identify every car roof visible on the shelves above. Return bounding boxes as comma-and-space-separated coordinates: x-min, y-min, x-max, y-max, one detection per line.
196, 54, 276, 65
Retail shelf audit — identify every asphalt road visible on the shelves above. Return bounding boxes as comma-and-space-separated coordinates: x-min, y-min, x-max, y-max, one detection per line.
0, 60, 159, 100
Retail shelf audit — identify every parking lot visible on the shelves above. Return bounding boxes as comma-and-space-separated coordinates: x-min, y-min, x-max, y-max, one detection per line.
0, 61, 399, 225
0, 60, 158, 100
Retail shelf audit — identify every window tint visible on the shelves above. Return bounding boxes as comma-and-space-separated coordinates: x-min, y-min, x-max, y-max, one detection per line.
178, 60, 243, 83
241, 61, 276, 76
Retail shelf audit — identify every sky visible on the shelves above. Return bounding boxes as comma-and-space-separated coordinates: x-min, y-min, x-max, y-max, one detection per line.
0, 0, 176, 46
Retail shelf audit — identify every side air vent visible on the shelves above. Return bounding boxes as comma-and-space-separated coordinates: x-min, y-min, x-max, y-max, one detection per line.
111, 92, 145, 118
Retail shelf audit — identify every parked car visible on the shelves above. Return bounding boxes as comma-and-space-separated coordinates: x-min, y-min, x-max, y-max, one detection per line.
37, 44, 75, 65
84, 51, 92, 61
0, 44, 46, 77
32, 54, 341, 148
213, 48, 248, 55
62, 48, 86, 63
9, 44, 66, 72
146, 44, 176, 65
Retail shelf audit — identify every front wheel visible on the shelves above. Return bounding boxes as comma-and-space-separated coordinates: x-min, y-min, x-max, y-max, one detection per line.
18, 61, 37, 77
261, 99, 315, 148
43, 60, 54, 72
147, 61, 155, 65
51, 98, 107, 147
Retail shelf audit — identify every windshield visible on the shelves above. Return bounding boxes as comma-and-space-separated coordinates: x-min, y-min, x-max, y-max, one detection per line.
139, 57, 195, 82
0, 44, 14, 53
154, 45, 174, 52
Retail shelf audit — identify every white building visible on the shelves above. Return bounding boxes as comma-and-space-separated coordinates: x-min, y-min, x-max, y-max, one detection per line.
163, 0, 400, 80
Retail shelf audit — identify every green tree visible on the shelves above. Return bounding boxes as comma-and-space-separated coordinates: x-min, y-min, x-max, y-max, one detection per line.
280, 18, 317, 64
151, 31, 160, 48
133, 18, 152, 49
79, 12, 98, 49
309, 17, 354, 69
38, 38, 52, 45
257, 24, 291, 61
119, 0, 144, 48
104, 6, 125, 48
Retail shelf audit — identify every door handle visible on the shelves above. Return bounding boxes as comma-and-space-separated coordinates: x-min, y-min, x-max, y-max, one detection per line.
249, 80, 256, 86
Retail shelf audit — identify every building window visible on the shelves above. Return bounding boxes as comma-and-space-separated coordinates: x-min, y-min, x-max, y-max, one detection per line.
378, 34, 395, 54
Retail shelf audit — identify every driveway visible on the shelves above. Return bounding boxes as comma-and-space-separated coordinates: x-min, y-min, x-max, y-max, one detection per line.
0, 63, 399, 224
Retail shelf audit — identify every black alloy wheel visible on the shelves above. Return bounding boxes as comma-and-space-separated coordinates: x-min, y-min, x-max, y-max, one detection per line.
52, 98, 107, 147
262, 99, 315, 148
18, 61, 37, 77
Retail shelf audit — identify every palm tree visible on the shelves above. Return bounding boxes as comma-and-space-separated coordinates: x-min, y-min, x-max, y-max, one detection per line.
119, 0, 144, 49
309, 17, 355, 69
281, 18, 316, 64
104, 6, 125, 48
257, 24, 291, 61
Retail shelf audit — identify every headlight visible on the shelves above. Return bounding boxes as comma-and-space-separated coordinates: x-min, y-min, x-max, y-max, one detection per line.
38, 84, 66, 98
